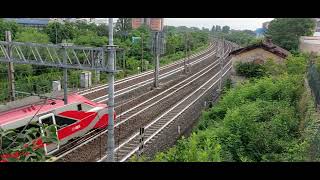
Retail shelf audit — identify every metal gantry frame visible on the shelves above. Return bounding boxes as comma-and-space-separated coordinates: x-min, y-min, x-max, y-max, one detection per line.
0, 41, 114, 72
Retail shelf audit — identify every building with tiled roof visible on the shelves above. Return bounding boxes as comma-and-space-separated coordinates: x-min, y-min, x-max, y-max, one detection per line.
229, 38, 290, 74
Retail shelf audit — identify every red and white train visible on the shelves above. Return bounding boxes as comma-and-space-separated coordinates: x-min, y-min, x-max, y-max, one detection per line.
0, 93, 115, 162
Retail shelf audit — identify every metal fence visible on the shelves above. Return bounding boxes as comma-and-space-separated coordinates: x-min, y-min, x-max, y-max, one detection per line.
307, 63, 320, 106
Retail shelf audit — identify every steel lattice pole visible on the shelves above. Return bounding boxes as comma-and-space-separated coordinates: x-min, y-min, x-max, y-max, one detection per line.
107, 18, 115, 162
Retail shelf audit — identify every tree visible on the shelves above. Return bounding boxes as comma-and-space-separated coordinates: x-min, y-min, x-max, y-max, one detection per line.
15, 28, 51, 76
223, 30, 257, 46
115, 18, 132, 39
166, 33, 183, 54
190, 27, 200, 31
216, 25, 221, 32
96, 24, 108, 36
242, 30, 256, 36
235, 62, 266, 78
15, 28, 50, 43
45, 22, 77, 44
265, 18, 316, 51
222, 26, 230, 33
126, 25, 153, 66
202, 27, 210, 33
72, 31, 107, 47
0, 19, 20, 41
211, 25, 215, 33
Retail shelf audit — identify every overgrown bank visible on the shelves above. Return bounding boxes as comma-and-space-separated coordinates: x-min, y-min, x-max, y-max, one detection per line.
143, 54, 320, 162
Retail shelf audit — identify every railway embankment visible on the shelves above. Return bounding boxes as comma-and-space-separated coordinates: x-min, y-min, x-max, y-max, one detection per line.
146, 53, 320, 162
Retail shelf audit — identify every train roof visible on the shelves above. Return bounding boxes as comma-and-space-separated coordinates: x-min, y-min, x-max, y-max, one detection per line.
0, 93, 104, 129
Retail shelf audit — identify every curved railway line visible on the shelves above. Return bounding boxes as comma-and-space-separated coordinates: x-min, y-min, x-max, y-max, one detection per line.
49, 39, 235, 162
100, 43, 233, 162
78, 42, 216, 97
79, 42, 218, 103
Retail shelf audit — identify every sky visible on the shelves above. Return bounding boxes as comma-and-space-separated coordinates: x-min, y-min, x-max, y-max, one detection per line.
164, 18, 274, 31
94, 18, 274, 31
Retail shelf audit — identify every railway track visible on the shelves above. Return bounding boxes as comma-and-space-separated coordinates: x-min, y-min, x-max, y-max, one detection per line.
99, 43, 233, 162
78, 41, 219, 102
78, 42, 215, 96
114, 66, 232, 162
94, 48, 221, 104
50, 40, 234, 162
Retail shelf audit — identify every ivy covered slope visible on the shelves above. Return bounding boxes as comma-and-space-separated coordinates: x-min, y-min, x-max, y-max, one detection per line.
152, 54, 320, 162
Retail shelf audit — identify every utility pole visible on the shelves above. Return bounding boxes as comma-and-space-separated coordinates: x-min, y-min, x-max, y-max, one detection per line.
6, 31, 15, 101
185, 32, 190, 74
55, 23, 58, 44
184, 32, 188, 74
123, 50, 126, 70
141, 34, 144, 72
95, 50, 100, 83
107, 18, 115, 162
218, 38, 224, 92
62, 41, 68, 105
154, 32, 159, 88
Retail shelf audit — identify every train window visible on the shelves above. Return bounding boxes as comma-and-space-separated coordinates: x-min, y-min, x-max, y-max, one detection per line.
38, 113, 57, 132
38, 113, 59, 155
41, 116, 54, 126
55, 116, 77, 129
77, 104, 82, 111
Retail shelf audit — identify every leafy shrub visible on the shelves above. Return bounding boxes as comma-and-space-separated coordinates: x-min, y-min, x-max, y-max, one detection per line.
235, 62, 266, 78
1, 124, 58, 162
154, 53, 312, 162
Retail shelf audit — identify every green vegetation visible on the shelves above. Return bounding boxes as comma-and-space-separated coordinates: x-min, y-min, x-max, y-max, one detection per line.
211, 25, 261, 47
0, 19, 19, 40
149, 53, 320, 162
265, 18, 316, 51
235, 62, 266, 78
0, 124, 58, 162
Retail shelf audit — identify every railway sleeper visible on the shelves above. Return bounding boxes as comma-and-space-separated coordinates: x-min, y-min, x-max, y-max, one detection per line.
120, 140, 138, 147
157, 119, 170, 125
116, 152, 131, 159
118, 147, 135, 153
152, 123, 164, 128
144, 130, 155, 137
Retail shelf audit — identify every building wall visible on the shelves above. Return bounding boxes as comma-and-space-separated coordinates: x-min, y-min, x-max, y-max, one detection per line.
300, 36, 320, 55
230, 48, 285, 74
132, 18, 164, 31
315, 18, 320, 32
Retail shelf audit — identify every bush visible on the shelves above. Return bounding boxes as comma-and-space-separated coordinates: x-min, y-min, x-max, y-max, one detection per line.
286, 54, 307, 75
0, 124, 58, 162
154, 53, 312, 162
235, 62, 266, 78
154, 76, 306, 162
